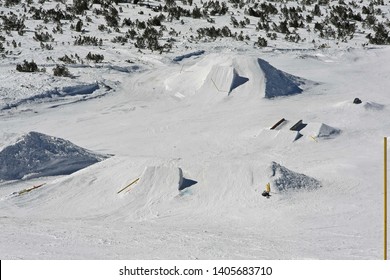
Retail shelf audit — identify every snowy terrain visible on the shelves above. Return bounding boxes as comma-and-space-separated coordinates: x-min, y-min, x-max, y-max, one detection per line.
1, 0, 390, 260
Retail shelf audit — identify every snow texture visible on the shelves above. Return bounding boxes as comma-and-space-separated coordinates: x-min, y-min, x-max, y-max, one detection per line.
0, 132, 107, 181
269, 162, 322, 192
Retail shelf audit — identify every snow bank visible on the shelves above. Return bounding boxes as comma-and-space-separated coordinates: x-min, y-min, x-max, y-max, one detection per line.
1, 83, 100, 110
0, 132, 108, 181
269, 162, 321, 192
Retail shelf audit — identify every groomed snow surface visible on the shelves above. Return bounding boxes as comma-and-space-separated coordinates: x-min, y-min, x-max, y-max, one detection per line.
1, 49, 389, 259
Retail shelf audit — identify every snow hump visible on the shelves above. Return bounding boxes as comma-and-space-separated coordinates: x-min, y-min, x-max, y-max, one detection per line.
165, 54, 307, 99
269, 162, 321, 192
0, 132, 108, 181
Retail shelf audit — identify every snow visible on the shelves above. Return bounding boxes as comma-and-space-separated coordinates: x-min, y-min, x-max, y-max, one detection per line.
0, 131, 107, 181
1, 83, 101, 110
172, 50, 206, 62
165, 53, 307, 99
269, 161, 322, 192
258, 58, 305, 98
1, 0, 390, 260
300, 123, 341, 139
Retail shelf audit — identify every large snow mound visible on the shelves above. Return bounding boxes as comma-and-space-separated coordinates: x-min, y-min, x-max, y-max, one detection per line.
269, 162, 321, 192
165, 54, 307, 98
0, 132, 108, 181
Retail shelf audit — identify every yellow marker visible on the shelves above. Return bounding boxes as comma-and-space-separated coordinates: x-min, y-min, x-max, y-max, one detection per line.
117, 178, 140, 194
266, 182, 271, 193
310, 135, 318, 142
385, 137, 388, 260
18, 183, 46, 196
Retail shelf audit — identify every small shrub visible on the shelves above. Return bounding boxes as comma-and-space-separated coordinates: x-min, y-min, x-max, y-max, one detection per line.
58, 54, 77, 64
5, 0, 21, 7
74, 35, 103, 46
53, 65, 72, 77
75, 19, 83, 32
73, 0, 89, 15
16, 60, 40, 72
255, 36, 268, 47
34, 31, 54, 42
86, 52, 104, 63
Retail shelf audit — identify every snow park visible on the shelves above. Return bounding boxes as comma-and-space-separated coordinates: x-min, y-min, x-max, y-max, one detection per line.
1, 0, 390, 266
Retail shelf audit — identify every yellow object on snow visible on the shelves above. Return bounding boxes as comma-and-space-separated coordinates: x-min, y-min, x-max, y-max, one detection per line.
266, 182, 271, 193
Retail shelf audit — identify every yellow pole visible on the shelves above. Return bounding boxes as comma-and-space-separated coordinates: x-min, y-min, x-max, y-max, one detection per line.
117, 178, 140, 194
385, 137, 388, 260
266, 182, 271, 193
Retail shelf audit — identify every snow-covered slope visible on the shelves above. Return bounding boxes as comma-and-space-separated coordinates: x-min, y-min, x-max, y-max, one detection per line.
1, 0, 390, 260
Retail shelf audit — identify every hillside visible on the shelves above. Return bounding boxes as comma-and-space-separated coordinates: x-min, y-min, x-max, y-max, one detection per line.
1, 0, 390, 260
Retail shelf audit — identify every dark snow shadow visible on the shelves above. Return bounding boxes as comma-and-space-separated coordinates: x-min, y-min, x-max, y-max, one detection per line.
258, 58, 304, 98
179, 178, 198, 191
230, 70, 249, 93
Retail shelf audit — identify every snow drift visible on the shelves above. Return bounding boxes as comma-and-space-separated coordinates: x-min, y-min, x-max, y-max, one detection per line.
165, 54, 307, 98
269, 161, 321, 192
0, 131, 108, 181
363, 101, 385, 111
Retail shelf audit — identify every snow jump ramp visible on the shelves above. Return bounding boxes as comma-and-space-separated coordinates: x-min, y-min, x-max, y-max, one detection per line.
164, 54, 308, 99
122, 166, 184, 219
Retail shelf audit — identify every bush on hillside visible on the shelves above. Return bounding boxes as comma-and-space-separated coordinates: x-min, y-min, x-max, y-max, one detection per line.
16, 60, 40, 72
53, 65, 72, 77
86, 52, 104, 63
5, 0, 21, 7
